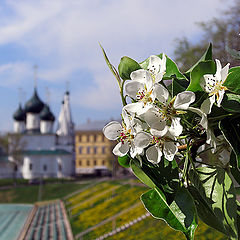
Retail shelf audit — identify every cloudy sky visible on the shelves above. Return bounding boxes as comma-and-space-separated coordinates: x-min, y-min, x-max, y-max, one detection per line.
0, 0, 233, 131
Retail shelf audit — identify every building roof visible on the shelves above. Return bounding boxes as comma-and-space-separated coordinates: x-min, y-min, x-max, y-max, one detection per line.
24, 88, 44, 113
0, 204, 33, 240
77, 119, 116, 131
40, 104, 55, 121
13, 104, 26, 121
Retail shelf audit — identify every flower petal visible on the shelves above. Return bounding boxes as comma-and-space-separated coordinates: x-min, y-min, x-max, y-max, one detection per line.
169, 117, 183, 136
188, 107, 208, 129
154, 84, 169, 103
217, 89, 225, 107
134, 132, 152, 148
215, 59, 222, 80
148, 55, 162, 75
124, 102, 146, 115
103, 121, 122, 140
173, 91, 195, 110
130, 69, 151, 83
130, 146, 143, 158
201, 74, 217, 93
221, 63, 230, 83
163, 141, 178, 161
146, 145, 162, 164
125, 81, 144, 99
200, 95, 215, 114
113, 142, 129, 157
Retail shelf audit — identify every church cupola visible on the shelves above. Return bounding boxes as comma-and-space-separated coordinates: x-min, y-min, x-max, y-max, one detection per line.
40, 104, 55, 134
13, 104, 26, 133
25, 88, 44, 132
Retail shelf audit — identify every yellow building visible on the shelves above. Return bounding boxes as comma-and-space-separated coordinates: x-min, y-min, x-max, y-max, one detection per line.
75, 128, 116, 175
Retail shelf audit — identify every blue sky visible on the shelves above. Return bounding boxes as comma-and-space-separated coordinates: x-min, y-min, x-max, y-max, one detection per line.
0, 0, 234, 131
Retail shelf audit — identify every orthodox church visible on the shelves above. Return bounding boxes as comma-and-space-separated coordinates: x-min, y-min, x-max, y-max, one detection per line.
7, 87, 75, 179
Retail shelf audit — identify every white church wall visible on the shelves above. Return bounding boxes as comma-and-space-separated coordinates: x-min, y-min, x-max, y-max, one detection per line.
26, 113, 40, 130
57, 155, 73, 177
13, 121, 25, 133
40, 121, 53, 134
21, 135, 56, 150
41, 155, 57, 178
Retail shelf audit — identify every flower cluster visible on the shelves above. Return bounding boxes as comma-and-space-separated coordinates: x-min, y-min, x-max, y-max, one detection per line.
103, 53, 230, 164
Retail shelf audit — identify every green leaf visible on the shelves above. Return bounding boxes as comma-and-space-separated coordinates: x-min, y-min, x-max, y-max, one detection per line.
222, 93, 240, 113
118, 155, 130, 168
99, 43, 121, 87
187, 60, 216, 92
185, 43, 212, 77
141, 157, 180, 195
163, 56, 187, 80
219, 116, 240, 185
130, 159, 155, 189
189, 167, 238, 238
141, 187, 198, 239
224, 67, 240, 94
118, 56, 141, 80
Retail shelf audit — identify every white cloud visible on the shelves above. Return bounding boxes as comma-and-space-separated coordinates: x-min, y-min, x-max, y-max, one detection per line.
0, 62, 32, 87
0, 0, 234, 130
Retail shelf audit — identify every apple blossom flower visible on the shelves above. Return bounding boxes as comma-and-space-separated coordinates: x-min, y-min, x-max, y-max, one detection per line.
134, 130, 178, 163
124, 70, 156, 115
146, 54, 166, 82
143, 85, 195, 137
200, 59, 230, 114
103, 110, 143, 158
123, 54, 166, 115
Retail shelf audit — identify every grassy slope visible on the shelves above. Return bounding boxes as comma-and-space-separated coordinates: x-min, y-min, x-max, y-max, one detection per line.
65, 180, 226, 240
0, 182, 87, 203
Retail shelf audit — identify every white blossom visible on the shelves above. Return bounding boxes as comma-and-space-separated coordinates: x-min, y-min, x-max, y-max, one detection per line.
143, 85, 195, 137
103, 110, 143, 158
134, 131, 178, 163
200, 59, 230, 114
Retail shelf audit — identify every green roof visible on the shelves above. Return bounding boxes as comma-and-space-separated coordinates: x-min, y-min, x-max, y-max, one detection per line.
20, 149, 71, 155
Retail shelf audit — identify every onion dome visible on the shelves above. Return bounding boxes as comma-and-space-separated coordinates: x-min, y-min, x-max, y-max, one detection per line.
40, 104, 55, 121
13, 104, 26, 121
24, 88, 44, 113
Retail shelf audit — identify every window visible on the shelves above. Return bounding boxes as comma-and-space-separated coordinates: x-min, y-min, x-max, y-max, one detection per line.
87, 160, 90, 166
14, 165, 18, 172
58, 164, 62, 171
29, 163, 32, 171
102, 135, 105, 142
94, 160, 97, 166
87, 135, 90, 142
78, 135, 81, 142
102, 146, 106, 154
87, 146, 91, 154
79, 146, 82, 154
102, 160, 105, 165
79, 160, 82, 166
94, 135, 97, 142
43, 164, 47, 171
94, 146, 98, 154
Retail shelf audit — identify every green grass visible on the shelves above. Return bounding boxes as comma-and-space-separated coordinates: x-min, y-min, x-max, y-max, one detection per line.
0, 178, 28, 187
106, 217, 226, 240
0, 182, 87, 203
65, 180, 226, 240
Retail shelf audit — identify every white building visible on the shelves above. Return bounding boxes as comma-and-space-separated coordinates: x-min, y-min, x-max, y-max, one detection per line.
6, 88, 75, 179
